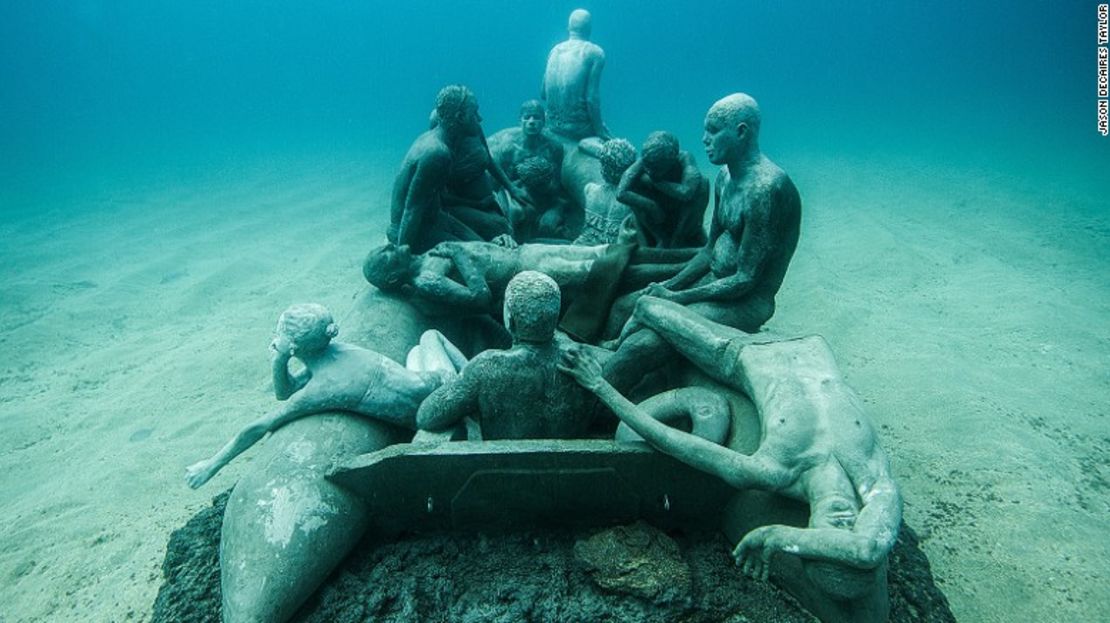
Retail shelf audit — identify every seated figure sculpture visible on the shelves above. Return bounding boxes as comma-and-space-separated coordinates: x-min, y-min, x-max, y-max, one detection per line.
617, 131, 709, 248
560, 295, 903, 581
363, 239, 696, 320
184, 303, 464, 489
542, 9, 610, 142
604, 94, 801, 388
487, 100, 565, 193
417, 271, 599, 439
388, 85, 519, 253
511, 156, 571, 242
574, 138, 639, 245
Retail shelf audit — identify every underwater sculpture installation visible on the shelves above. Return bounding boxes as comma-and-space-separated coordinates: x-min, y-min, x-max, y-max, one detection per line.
560, 295, 904, 623
603, 93, 802, 382
617, 130, 710, 249
388, 85, 518, 253
417, 271, 600, 440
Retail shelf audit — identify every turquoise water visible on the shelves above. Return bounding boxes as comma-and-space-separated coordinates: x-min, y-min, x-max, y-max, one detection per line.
2, 1, 1106, 210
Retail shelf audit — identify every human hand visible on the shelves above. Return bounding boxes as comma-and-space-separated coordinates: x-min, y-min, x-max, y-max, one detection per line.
643, 283, 675, 300
492, 233, 519, 249
557, 347, 604, 391
732, 525, 784, 582
270, 336, 293, 358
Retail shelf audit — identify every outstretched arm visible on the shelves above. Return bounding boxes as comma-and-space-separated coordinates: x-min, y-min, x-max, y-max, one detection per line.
559, 348, 782, 490
734, 475, 902, 579
185, 385, 357, 489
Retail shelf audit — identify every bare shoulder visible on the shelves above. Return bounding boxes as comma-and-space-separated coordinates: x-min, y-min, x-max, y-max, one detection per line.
412, 132, 451, 163
755, 158, 799, 204
487, 127, 520, 151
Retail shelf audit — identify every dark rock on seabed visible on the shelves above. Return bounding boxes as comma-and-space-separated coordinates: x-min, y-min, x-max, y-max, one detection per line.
152, 491, 955, 623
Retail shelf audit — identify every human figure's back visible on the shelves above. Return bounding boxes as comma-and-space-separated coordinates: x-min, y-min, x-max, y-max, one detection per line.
464, 341, 596, 439
542, 10, 608, 141
416, 272, 599, 440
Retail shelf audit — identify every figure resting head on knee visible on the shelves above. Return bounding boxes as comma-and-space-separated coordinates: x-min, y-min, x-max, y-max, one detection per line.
503, 271, 561, 343
273, 303, 339, 357
515, 156, 557, 195
641, 131, 680, 179
599, 138, 637, 185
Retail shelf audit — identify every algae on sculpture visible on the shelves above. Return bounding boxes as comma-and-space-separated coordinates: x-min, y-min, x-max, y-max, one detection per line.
177, 7, 918, 623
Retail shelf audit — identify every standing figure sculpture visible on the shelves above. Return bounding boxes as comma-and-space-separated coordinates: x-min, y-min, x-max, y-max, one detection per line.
389, 85, 518, 253
560, 296, 901, 603
417, 272, 598, 440
184, 304, 464, 488
605, 94, 801, 389
542, 9, 611, 142
617, 131, 709, 248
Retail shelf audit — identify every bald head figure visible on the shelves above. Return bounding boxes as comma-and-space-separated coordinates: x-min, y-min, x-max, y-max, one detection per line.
504, 271, 561, 343
568, 9, 592, 38
703, 93, 762, 167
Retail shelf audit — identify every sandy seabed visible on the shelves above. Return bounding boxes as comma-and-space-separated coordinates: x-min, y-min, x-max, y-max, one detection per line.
0, 148, 1106, 623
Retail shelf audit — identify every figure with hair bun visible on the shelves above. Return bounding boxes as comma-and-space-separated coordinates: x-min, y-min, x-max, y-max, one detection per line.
184, 303, 465, 488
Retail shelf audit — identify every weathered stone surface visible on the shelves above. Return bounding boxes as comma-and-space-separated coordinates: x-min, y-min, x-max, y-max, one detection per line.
152, 494, 954, 623
573, 521, 691, 603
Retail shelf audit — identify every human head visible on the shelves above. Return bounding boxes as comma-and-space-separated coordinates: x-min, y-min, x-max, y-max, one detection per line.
276, 303, 338, 356
641, 131, 680, 178
519, 100, 546, 137
599, 138, 637, 185
435, 85, 481, 136
703, 93, 761, 166
503, 271, 561, 343
568, 9, 592, 39
515, 156, 556, 193
363, 242, 415, 291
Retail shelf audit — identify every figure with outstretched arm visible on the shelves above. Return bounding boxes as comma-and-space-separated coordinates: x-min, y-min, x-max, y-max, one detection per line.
560, 295, 902, 580
185, 304, 464, 489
